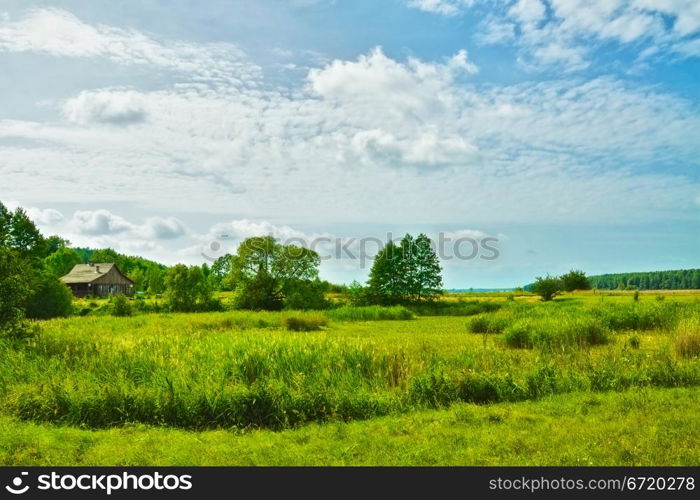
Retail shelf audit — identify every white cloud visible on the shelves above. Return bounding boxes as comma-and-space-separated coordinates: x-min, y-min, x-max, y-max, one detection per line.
0, 8, 697, 242
406, 1, 700, 70
407, 0, 475, 17
27, 207, 65, 226
71, 209, 134, 235
0, 8, 261, 85
69, 210, 186, 241
64, 90, 148, 126
141, 217, 188, 240
508, 0, 546, 25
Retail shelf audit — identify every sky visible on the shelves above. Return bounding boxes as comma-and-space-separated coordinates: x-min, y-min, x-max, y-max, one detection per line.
0, 0, 699, 288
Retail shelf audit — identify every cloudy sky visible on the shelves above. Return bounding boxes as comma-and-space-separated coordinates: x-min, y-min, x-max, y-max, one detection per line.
1, 0, 699, 287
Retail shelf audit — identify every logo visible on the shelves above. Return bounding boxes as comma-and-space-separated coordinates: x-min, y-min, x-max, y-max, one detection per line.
5, 472, 30, 495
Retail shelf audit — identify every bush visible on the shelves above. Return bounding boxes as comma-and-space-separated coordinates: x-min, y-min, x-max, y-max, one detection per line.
233, 282, 284, 311
0, 248, 32, 339
283, 280, 330, 311
282, 313, 328, 331
467, 314, 510, 334
110, 295, 132, 317
504, 315, 610, 349
25, 271, 73, 319
531, 275, 562, 301
327, 306, 414, 322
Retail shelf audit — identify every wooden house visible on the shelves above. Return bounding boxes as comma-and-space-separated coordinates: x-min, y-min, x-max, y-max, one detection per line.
61, 263, 134, 298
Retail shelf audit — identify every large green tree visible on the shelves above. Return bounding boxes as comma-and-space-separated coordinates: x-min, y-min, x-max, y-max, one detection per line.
367, 234, 443, 304
367, 240, 404, 305
0, 247, 32, 338
231, 236, 321, 310
9, 208, 46, 258
165, 264, 215, 312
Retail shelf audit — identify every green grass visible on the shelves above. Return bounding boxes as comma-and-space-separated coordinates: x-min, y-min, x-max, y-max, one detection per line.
0, 387, 697, 466
326, 305, 414, 321
1, 292, 698, 464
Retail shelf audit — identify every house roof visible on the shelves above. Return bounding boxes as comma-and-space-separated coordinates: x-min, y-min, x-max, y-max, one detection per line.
60, 263, 130, 284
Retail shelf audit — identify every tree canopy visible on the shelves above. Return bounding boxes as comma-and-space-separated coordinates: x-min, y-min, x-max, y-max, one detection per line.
367, 234, 443, 304
230, 236, 322, 310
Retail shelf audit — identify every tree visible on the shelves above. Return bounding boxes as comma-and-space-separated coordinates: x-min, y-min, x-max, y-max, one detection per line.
9, 208, 46, 258
25, 271, 73, 319
89, 248, 120, 264
407, 233, 443, 302
146, 266, 166, 294
560, 269, 591, 292
532, 275, 562, 301
0, 201, 11, 247
367, 240, 404, 305
44, 247, 82, 277
165, 264, 216, 312
129, 267, 146, 292
0, 248, 32, 339
211, 254, 234, 291
231, 236, 321, 310
366, 234, 443, 304
43, 235, 70, 258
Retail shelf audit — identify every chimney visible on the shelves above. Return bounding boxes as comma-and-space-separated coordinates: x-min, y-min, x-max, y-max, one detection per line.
95, 265, 100, 273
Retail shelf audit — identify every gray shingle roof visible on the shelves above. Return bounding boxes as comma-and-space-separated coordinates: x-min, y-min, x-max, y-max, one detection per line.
60, 263, 117, 284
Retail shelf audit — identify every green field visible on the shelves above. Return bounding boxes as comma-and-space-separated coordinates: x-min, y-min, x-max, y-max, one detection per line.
1, 292, 699, 465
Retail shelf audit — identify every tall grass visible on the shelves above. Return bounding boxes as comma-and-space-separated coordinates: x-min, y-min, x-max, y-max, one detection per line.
0, 297, 697, 431
327, 306, 414, 322
409, 300, 501, 317
675, 315, 700, 359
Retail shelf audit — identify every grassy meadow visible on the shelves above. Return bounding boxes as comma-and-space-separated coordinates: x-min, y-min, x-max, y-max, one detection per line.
1, 291, 699, 465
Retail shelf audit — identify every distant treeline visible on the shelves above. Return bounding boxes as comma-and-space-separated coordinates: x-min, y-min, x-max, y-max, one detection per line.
588, 269, 700, 290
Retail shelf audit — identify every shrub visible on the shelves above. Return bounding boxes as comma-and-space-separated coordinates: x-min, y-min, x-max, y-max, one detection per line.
110, 295, 132, 317
504, 315, 610, 349
467, 314, 510, 334
560, 270, 591, 292
633, 290, 640, 302
0, 248, 32, 340
25, 271, 73, 319
627, 335, 641, 349
283, 280, 330, 311
531, 275, 562, 301
283, 313, 328, 331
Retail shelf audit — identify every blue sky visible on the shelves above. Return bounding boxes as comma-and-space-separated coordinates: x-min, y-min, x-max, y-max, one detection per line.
0, 0, 698, 287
